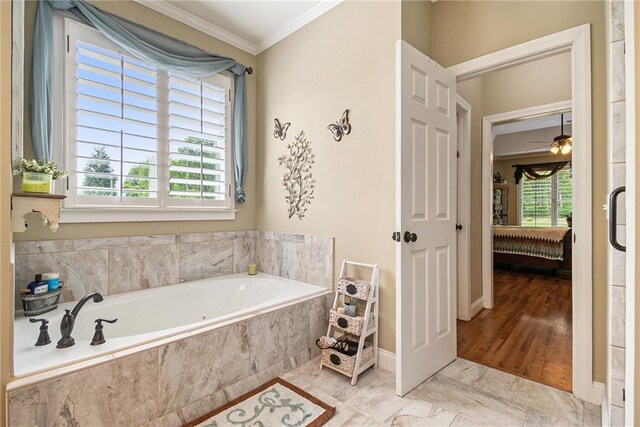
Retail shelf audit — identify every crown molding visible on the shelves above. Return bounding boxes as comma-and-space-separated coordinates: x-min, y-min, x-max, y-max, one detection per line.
134, 0, 259, 55
255, 1, 343, 54
134, 0, 344, 57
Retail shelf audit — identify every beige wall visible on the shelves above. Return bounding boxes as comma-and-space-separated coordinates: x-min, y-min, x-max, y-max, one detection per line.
456, 52, 571, 302
434, 0, 607, 382
16, 0, 258, 242
494, 153, 572, 226
256, 1, 401, 352
7, 0, 609, 385
482, 53, 572, 115
401, 0, 432, 56
1, 1, 13, 423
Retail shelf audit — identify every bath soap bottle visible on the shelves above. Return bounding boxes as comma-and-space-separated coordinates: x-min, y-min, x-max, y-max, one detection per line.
42, 273, 60, 291
27, 281, 48, 295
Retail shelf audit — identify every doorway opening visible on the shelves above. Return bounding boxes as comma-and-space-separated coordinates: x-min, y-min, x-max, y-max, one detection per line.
457, 101, 574, 392
396, 24, 594, 403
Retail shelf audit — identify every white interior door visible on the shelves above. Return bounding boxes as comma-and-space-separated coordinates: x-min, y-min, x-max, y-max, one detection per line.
395, 40, 458, 396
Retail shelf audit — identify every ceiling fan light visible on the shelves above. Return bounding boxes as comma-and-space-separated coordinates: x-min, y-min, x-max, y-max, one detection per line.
550, 145, 560, 154
561, 143, 572, 155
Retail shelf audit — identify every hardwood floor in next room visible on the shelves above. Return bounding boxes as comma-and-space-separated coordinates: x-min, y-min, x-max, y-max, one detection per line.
457, 269, 572, 392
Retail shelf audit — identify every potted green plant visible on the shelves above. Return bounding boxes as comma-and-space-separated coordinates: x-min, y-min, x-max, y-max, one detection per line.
13, 158, 68, 194
493, 172, 507, 184
563, 212, 572, 227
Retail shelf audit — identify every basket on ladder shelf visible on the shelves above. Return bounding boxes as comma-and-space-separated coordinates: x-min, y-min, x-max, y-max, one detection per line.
320, 260, 380, 386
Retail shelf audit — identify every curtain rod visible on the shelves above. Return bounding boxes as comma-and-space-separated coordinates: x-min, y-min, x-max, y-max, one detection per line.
245, 67, 253, 75
511, 160, 570, 168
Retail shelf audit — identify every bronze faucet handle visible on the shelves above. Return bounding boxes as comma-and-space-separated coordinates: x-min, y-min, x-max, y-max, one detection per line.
29, 318, 51, 346
91, 318, 117, 346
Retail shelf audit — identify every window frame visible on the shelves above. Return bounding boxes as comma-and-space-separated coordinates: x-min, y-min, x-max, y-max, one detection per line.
518, 166, 572, 227
53, 17, 236, 223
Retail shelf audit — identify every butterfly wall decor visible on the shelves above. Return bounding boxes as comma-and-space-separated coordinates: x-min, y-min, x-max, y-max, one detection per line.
273, 118, 291, 141
327, 109, 352, 142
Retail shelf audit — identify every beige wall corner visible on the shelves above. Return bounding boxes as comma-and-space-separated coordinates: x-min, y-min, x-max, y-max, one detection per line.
17, 0, 258, 242
401, 0, 432, 56
256, 0, 401, 352
433, 0, 608, 383
1, 0, 13, 423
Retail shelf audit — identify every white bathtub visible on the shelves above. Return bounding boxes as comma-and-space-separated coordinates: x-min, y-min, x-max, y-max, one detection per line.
13, 272, 327, 377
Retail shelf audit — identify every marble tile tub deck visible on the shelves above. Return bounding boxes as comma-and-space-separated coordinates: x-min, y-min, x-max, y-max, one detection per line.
8, 292, 335, 426
280, 357, 601, 427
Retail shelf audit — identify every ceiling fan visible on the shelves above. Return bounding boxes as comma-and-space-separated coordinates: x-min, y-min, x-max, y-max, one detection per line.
527, 113, 572, 155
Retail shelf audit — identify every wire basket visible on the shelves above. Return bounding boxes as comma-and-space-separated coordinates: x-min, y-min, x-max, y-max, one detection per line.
21, 289, 61, 317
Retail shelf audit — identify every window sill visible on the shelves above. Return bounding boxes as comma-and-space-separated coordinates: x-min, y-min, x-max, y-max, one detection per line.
60, 207, 237, 223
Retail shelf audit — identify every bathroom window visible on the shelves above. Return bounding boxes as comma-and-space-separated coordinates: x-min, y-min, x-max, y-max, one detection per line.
59, 20, 234, 221
520, 167, 572, 227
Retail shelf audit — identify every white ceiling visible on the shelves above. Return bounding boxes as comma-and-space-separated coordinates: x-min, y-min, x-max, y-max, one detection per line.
136, 0, 342, 55
493, 112, 572, 136
494, 125, 573, 158
493, 111, 573, 158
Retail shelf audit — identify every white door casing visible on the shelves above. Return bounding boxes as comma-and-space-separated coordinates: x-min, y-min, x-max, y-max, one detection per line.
456, 96, 472, 321
448, 24, 595, 404
395, 40, 458, 396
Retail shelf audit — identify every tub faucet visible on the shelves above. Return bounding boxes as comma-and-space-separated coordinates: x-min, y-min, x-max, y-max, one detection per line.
56, 292, 104, 349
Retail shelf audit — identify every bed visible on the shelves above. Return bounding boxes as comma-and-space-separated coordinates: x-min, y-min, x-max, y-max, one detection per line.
493, 226, 572, 276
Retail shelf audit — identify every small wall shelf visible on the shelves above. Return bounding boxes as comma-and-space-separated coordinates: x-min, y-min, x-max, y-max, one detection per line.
12, 193, 66, 233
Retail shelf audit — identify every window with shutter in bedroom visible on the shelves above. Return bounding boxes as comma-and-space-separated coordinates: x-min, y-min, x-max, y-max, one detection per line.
520, 166, 572, 227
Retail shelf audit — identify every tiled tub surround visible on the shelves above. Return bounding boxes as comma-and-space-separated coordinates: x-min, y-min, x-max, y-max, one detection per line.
8, 291, 334, 426
14, 230, 334, 307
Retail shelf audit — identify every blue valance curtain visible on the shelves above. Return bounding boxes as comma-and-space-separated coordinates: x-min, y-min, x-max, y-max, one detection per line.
32, 0, 248, 202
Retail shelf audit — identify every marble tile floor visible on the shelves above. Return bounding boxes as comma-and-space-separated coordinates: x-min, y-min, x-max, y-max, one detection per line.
282, 357, 601, 427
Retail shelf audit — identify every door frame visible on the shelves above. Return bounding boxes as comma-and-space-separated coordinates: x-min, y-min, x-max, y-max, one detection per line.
623, 0, 636, 424
447, 24, 597, 404
481, 100, 572, 309
456, 96, 473, 321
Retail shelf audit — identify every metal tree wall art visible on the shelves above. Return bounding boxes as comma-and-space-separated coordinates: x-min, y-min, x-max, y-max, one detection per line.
278, 131, 315, 219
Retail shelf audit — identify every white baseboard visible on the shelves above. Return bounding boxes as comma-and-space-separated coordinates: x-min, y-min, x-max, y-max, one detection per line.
587, 381, 605, 407
601, 383, 609, 427
377, 349, 396, 373
470, 297, 484, 319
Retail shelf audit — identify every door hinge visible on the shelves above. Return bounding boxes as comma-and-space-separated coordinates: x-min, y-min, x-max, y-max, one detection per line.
456, 150, 460, 158
228, 185, 231, 198
67, 35, 70, 53
623, 388, 625, 402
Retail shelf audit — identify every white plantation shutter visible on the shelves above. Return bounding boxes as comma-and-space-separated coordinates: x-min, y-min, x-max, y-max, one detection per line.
65, 21, 233, 211
74, 41, 158, 204
520, 177, 553, 226
167, 74, 231, 205
555, 168, 573, 225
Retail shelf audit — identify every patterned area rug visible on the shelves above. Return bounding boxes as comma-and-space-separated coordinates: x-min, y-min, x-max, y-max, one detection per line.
184, 378, 335, 427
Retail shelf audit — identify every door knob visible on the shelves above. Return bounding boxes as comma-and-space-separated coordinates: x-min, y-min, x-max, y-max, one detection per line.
403, 231, 417, 243
392, 232, 401, 242
456, 224, 463, 231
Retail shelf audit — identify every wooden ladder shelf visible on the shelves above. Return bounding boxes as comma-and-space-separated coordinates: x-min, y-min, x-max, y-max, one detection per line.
320, 260, 379, 385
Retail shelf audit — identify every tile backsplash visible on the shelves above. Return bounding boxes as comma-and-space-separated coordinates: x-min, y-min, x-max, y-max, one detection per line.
14, 231, 333, 308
